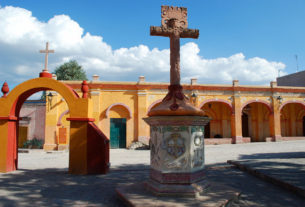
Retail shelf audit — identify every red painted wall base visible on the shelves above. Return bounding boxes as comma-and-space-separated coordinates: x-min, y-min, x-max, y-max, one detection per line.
87, 122, 110, 174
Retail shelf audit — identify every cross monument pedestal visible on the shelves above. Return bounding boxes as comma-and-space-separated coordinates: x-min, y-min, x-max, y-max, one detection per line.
116, 6, 240, 206
143, 116, 209, 197
144, 5, 211, 197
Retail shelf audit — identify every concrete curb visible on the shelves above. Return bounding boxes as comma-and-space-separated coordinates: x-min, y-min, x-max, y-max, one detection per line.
227, 160, 305, 198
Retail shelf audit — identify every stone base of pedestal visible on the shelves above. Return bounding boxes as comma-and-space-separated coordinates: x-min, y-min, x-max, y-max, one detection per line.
116, 181, 240, 207
150, 169, 206, 184
145, 179, 208, 197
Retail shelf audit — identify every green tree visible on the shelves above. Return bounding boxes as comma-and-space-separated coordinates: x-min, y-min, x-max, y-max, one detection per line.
54, 60, 87, 80
40, 91, 46, 101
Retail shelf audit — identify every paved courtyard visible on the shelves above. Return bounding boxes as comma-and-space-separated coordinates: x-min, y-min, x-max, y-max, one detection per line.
0, 140, 305, 206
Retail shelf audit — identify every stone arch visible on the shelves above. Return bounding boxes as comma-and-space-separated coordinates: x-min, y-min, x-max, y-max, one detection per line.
280, 101, 305, 137
57, 110, 70, 126
105, 103, 132, 119
0, 77, 109, 174
199, 99, 233, 113
279, 100, 305, 111
241, 100, 272, 142
241, 99, 272, 114
199, 99, 232, 138
0, 78, 79, 123
105, 103, 132, 149
297, 109, 305, 120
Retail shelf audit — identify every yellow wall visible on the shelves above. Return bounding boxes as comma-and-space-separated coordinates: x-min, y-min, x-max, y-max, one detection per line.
201, 102, 232, 138
44, 79, 305, 149
281, 103, 305, 136
244, 103, 271, 142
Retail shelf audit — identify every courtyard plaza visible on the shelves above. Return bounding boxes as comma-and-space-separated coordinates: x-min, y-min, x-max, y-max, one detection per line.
0, 140, 304, 206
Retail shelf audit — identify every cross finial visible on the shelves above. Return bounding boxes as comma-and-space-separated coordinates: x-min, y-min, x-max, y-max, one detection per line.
148, 6, 203, 116
39, 42, 54, 72
150, 6, 199, 86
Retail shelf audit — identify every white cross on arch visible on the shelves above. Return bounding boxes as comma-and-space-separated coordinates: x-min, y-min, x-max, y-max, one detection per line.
39, 42, 54, 72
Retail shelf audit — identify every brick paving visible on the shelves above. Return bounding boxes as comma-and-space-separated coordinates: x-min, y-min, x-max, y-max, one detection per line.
0, 140, 304, 206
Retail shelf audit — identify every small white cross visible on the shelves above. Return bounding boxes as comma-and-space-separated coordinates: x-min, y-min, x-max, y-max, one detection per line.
39, 42, 54, 72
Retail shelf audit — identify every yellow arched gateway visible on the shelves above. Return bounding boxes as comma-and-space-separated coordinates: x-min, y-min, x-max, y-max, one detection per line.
0, 77, 109, 174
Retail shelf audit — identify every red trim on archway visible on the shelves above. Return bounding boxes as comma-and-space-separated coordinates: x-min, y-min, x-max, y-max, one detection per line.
105, 103, 132, 118
57, 110, 69, 126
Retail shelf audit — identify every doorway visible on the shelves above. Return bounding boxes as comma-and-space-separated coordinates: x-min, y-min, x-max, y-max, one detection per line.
303, 116, 305, 136
242, 112, 249, 137
204, 120, 210, 138
110, 118, 126, 148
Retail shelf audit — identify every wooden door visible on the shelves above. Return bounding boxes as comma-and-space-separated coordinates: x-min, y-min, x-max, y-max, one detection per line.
204, 122, 210, 138
242, 113, 249, 137
110, 118, 126, 148
18, 126, 28, 148
59, 127, 67, 144
303, 116, 305, 136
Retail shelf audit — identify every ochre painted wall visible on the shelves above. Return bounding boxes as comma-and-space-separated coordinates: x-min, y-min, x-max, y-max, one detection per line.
281, 103, 305, 137
244, 103, 271, 142
44, 79, 305, 149
201, 102, 232, 138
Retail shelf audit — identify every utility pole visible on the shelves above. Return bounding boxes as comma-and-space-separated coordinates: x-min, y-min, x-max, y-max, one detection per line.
278, 69, 280, 77
295, 55, 299, 72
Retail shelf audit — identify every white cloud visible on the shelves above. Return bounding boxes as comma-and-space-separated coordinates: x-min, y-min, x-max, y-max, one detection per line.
180, 43, 286, 85
0, 5, 286, 88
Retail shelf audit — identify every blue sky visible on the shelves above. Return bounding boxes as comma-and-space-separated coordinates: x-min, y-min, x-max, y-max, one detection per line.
0, 0, 305, 89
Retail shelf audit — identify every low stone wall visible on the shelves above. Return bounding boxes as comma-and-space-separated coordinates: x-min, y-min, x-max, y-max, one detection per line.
265, 137, 273, 142
204, 138, 232, 145
242, 137, 251, 143
277, 137, 305, 142
265, 136, 305, 142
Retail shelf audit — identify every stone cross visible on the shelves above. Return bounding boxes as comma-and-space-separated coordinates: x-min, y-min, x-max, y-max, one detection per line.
150, 6, 199, 86
39, 42, 54, 72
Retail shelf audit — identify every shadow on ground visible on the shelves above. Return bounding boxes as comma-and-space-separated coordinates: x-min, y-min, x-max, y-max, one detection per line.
0, 161, 304, 206
239, 151, 305, 160
0, 164, 150, 207
233, 151, 305, 195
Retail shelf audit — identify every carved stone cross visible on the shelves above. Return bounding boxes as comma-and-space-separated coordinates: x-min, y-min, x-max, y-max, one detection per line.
150, 6, 199, 86
39, 42, 54, 72
148, 6, 203, 116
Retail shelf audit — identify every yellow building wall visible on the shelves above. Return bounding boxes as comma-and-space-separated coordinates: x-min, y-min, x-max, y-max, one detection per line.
99, 91, 136, 147
201, 102, 232, 138
281, 103, 305, 137
44, 80, 305, 150
246, 103, 271, 142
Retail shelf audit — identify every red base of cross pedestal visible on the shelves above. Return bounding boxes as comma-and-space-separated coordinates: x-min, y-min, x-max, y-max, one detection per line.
39, 71, 52, 78
148, 85, 204, 116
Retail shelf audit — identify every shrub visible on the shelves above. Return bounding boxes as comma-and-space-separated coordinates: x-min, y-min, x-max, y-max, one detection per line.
23, 138, 43, 149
